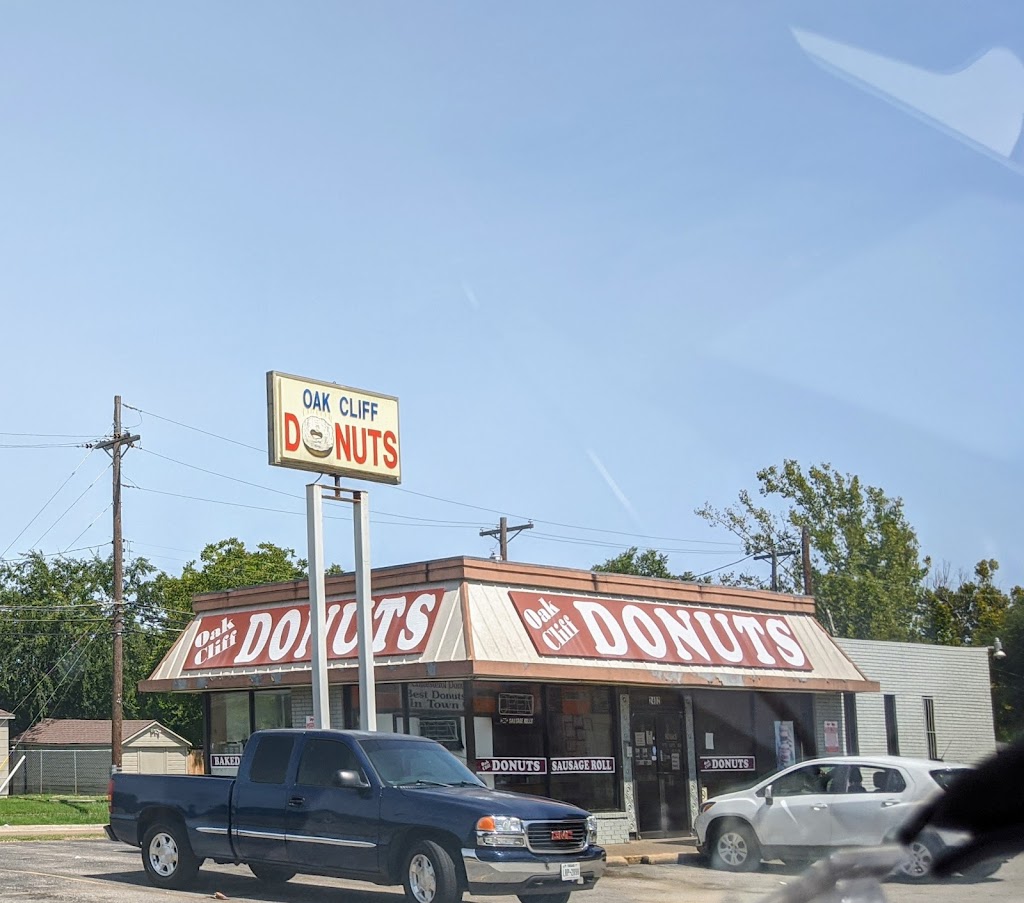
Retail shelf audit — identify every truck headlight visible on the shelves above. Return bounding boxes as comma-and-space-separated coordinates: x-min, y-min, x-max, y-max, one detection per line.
476, 815, 527, 847
586, 815, 598, 844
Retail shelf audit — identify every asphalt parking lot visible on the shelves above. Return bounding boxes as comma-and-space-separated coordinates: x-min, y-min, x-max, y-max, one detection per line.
0, 839, 1017, 903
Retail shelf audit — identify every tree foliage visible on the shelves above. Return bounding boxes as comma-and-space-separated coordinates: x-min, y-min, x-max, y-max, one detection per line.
0, 539, 308, 747
697, 460, 928, 641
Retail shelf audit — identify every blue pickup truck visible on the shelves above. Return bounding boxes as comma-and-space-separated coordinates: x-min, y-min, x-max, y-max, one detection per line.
107, 728, 606, 903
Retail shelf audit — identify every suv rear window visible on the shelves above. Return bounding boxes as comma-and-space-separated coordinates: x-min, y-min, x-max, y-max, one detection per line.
929, 767, 972, 791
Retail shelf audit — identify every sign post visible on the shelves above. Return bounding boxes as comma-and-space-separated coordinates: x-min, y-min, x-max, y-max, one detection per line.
268, 371, 401, 732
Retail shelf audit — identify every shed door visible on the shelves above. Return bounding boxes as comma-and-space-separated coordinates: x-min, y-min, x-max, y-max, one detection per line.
139, 749, 166, 773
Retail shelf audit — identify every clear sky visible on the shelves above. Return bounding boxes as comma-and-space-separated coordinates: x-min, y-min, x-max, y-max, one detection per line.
2, 2, 1022, 588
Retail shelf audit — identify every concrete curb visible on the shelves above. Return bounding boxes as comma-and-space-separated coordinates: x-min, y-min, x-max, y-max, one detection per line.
0, 824, 107, 840
607, 851, 686, 867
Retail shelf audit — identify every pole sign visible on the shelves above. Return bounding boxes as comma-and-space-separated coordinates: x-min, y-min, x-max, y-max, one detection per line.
267, 371, 401, 483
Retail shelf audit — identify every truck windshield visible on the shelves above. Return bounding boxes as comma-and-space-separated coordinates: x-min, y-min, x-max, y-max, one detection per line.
359, 738, 485, 788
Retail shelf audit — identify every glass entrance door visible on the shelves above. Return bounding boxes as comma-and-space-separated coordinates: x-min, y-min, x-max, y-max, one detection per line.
631, 711, 690, 836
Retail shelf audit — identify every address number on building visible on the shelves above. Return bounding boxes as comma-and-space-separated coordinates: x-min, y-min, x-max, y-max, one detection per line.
476, 757, 547, 775
699, 756, 755, 772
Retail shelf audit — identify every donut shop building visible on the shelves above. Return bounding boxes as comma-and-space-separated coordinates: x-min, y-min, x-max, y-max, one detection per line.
142, 556, 877, 842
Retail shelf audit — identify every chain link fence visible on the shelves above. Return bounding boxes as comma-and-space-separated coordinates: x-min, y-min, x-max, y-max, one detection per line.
9, 748, 111, 795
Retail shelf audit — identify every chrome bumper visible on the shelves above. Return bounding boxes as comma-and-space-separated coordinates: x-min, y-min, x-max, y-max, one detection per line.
462, 847, 606, 890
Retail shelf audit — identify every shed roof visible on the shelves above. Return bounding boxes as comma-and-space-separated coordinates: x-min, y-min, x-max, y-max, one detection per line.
0, 709, 13, 720
14, 718, 188, 747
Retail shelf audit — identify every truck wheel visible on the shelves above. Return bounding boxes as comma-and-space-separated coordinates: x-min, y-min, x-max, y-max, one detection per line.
403, 839, 461, 903
518, 894, 571, 903
141, 822, 200, 889
249, 863, 297, 884
709, 820, 760, 872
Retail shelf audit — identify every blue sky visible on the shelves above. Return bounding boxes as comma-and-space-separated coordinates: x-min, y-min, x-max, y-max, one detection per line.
2, 2, 1022, 589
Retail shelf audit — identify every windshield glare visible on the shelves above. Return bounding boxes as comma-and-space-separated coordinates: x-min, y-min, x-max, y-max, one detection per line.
359, 738, 484, 788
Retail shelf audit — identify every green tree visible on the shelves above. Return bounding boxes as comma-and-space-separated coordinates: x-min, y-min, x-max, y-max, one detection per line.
593, 547, 674, 579
919, 559, 1010, 647
697, 460, 928, 641
138, 538, 308, 742
0, 551, 158, 734
993, 586, 1024, 743
592, 546, 712, 583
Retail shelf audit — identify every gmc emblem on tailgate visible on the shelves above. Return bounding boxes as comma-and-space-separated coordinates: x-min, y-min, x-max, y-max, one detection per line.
551, 829, 574, 841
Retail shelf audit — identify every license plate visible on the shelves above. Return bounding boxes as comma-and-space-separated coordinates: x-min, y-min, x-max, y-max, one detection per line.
561, 863, 581, 882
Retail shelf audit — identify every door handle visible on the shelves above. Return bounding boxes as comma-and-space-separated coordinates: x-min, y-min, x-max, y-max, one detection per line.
288, 796, 306, 808
812, 804, 828, 811
881, 800, 899, 808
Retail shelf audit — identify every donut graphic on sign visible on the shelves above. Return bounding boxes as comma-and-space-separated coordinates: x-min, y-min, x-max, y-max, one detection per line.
301, 415, 334, 457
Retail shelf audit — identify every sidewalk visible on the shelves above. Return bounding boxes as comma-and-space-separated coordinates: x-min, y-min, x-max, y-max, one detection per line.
603, 835, 698, 866
0, 823, 697, 867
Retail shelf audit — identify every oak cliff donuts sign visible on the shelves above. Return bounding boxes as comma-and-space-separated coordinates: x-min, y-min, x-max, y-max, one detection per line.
507, 591, 811, 670
267, 371, 401, 483
184, 590, 443, 670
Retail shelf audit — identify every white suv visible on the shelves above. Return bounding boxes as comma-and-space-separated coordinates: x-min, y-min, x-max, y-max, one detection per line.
694, 755, 999, 880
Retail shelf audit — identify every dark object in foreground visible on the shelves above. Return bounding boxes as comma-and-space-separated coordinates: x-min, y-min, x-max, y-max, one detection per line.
898, 738, 1024, 876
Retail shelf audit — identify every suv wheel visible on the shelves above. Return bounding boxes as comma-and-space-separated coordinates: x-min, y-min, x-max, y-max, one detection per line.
710, 821, 761, 872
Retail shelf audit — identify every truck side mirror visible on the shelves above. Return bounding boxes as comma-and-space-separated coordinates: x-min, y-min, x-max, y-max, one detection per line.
333, 769, 370, 789
763, 785, 774, 807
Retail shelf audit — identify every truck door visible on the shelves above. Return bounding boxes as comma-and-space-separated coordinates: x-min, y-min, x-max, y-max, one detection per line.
231, 734, 297, 864
287, 737, 380, 874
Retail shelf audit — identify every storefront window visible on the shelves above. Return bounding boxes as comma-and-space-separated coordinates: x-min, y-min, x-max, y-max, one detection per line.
208, 689, 293, 775
405, 681, 466, 760
472, 682, 619, 811
546, 685, 618, 812
209, 691, 251, 774
473, 682, 546, 797
254, 689, 292, 731
346, 682, 404, 733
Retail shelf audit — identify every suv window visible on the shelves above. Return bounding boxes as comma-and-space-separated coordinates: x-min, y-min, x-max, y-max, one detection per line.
773, 764, 838, 796
827, 765, 906, 794
297, 739, 365, 787
930, 768, 972, 791
249, 734, 296, 784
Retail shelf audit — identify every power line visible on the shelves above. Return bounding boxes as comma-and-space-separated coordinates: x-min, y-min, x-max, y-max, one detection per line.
123, 404, 264, 452
1, 448, 99, 559
694, 554, 757, 578
29, 461, 111, 550
124, 403, 741, 550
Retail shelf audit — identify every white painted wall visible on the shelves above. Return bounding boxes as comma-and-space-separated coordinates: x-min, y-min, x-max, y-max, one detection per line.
838, 639, 997, 765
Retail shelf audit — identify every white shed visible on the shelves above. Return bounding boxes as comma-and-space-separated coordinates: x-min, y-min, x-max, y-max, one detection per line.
12, 719, 191, 794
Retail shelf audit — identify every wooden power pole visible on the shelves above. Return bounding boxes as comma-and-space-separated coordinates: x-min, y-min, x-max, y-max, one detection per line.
94, 396, 140, 773
479, 516, 533, 562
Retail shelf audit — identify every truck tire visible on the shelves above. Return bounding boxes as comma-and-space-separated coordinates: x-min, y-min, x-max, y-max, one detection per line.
249, 863, 297, 884
709, 820, 761, 872
141, 822, 200, 889
403, 839, 461, 903
518, 894, 571, 903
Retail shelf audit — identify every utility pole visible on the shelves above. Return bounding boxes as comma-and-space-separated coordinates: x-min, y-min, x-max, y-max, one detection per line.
754, 544, 797, 592
479, 516, 533, 562
93, 396, 140, 773
801, 526, 813, 596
